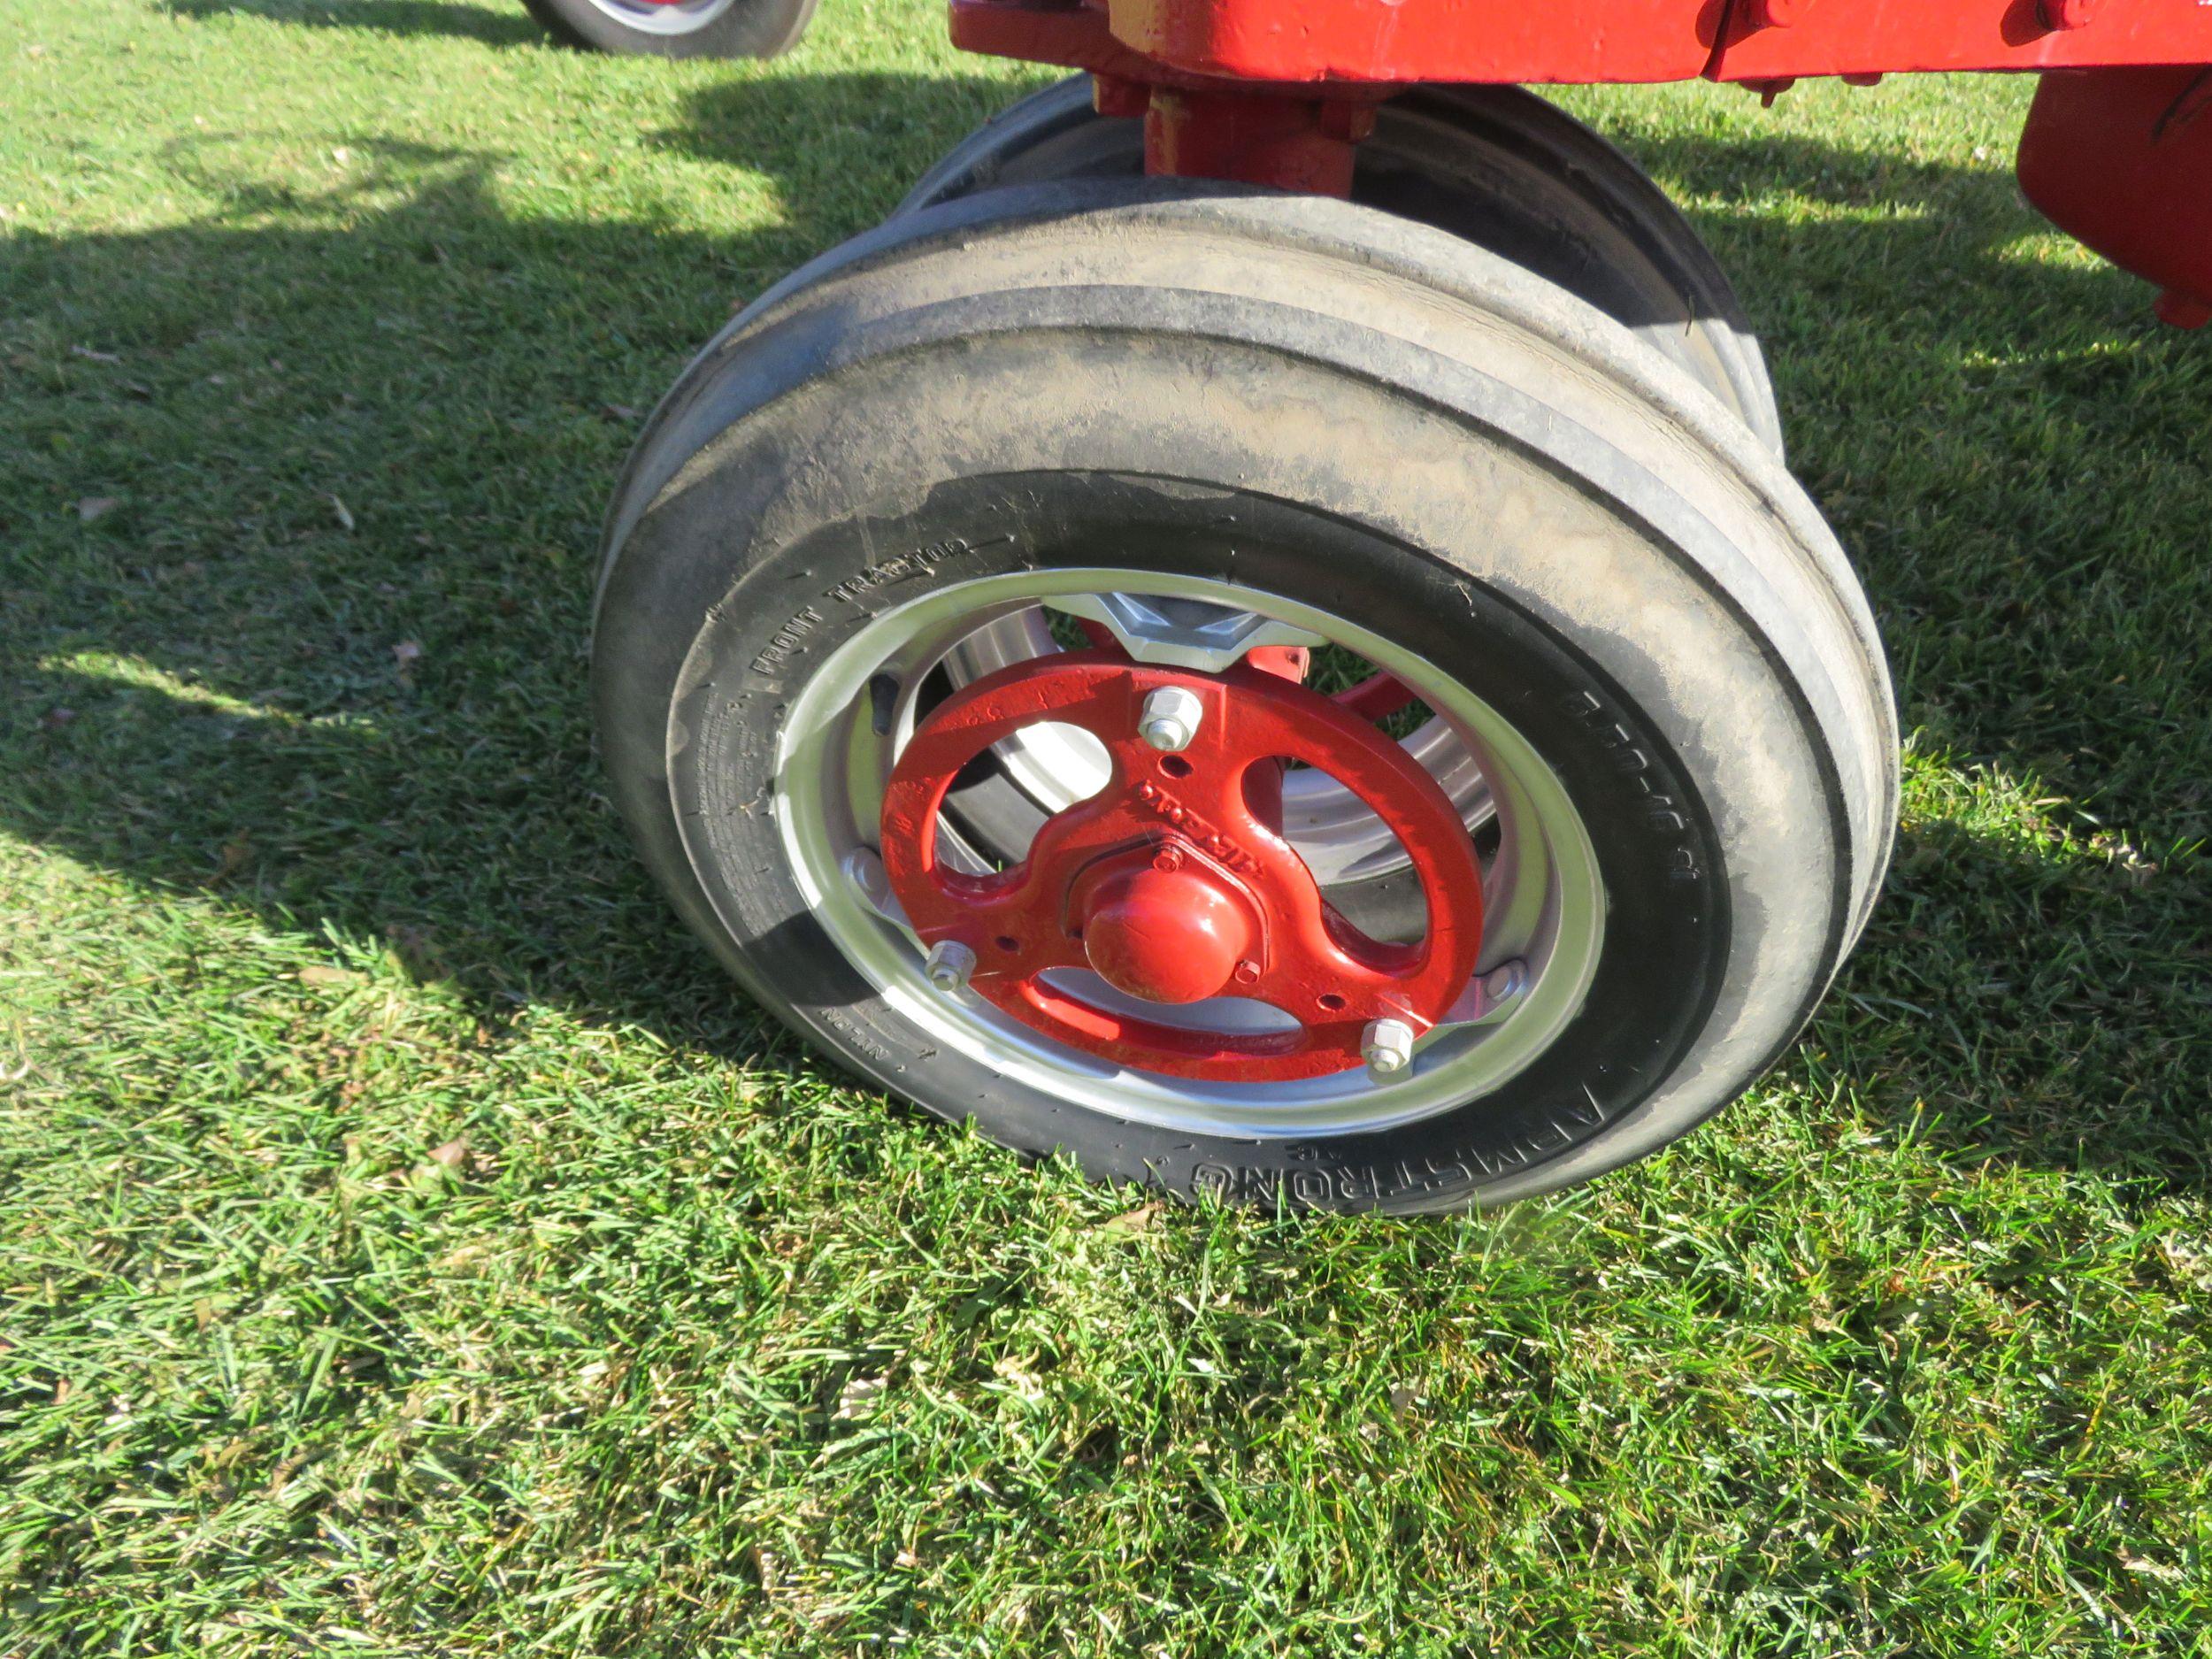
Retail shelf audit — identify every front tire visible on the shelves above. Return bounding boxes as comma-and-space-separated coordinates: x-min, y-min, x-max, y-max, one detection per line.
595, 182, 1894, 1211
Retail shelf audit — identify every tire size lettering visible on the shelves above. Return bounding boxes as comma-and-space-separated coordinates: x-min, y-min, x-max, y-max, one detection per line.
1179, 1084, 1615, 1209
816, 1006, 895, 1066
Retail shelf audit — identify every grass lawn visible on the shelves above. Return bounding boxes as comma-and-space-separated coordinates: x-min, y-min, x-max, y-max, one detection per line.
4, 1, 2211, 1651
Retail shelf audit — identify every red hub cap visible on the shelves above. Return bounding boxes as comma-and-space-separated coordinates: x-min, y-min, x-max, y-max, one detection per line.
879, 651, 1485, 1081
1073, 849, 1257, 1005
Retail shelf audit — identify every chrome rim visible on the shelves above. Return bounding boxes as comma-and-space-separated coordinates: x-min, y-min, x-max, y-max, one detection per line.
581, 0, 737, 35
772, 569, 1604, 1139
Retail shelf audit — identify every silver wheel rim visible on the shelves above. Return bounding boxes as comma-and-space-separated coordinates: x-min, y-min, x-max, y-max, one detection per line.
580, 0, 736, 35
773, 569, 1604, 1139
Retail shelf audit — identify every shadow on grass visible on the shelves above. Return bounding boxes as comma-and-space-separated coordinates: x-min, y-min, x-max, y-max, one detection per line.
163, 0, 547, 48
4, 80, 2208, 1187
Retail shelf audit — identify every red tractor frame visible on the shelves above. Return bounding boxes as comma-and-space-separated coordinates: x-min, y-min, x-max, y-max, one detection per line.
951, 0, 2212, 323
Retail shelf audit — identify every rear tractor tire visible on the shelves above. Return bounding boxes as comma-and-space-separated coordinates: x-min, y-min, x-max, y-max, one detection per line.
594, 180, 1894, 1213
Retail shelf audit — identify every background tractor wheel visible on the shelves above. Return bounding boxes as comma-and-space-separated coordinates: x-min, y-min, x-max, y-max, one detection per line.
520, 0, 816, 58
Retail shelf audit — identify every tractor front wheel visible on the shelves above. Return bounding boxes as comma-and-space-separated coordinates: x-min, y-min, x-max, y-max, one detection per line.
594, 182, 1894, 1210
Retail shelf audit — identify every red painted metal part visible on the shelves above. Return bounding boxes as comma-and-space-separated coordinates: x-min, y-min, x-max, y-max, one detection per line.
949, 0, 1716, 86
1071, 849, 1261, 1004
1710, 0, 2212, 81
1143, 87, 1369, 193
949, 0, 2212, 88
2017, 65, 2212, 326
1333, 672, 1419, 724
949, 1, 2212, 326
878, 653, 1485, 1081
1094, 630, 1415, 741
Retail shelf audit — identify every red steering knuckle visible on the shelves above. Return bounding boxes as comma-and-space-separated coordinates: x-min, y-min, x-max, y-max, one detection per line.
879, 645, 1484, 1080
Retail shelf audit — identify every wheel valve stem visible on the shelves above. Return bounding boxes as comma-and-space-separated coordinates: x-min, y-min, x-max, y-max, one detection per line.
1139, 685, 1203, 752
1362, 1018, 1416, 1079
923, 940, 978, 993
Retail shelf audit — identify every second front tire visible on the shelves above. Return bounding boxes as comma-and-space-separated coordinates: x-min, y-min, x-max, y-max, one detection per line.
897, 78, 1786, 457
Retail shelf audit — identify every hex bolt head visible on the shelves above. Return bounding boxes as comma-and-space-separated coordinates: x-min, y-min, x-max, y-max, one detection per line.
1361, 1017, 1416, 1079
1139, 685, 1204, 753
923, 940, 978, 993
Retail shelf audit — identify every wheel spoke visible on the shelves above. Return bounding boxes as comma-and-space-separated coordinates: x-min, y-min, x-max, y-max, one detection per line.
1332, 671, 1417, 723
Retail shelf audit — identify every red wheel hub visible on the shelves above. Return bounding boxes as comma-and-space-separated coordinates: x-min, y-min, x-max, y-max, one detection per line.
879, 651, 1484, 1081
1072, 849, 1257, 1005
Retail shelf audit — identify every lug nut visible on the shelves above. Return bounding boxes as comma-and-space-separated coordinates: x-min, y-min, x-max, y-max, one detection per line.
923, 940, 977, 993
1362, 1017, 1416, 1079
1139, 685, 1203, 753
